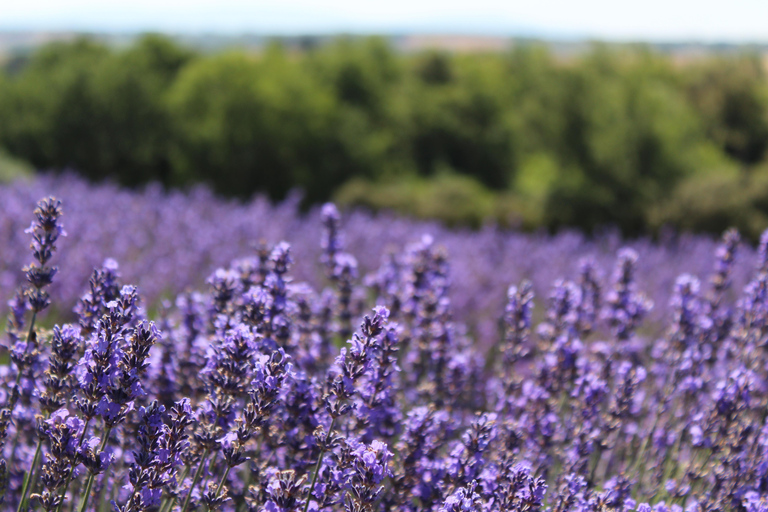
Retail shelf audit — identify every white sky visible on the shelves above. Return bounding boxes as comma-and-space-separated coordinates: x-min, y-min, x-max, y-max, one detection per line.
2, 0, 768, 42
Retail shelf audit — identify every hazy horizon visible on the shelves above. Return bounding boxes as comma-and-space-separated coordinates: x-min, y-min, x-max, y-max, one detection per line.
3, 0, 768, 44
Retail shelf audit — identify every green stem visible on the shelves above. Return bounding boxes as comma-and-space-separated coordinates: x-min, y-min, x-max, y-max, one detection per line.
78, 473, 96, 512
236, 440, 260, 512
658, 430, 685, 502
689, 450, 714, 497
237, 468, 252, 512
68, 478, 83, 512
7, 311, 39, 469
158, 499, 173, 512
17, 436, 44, 512
214, 465, 232, 498
8, 431, 22, 472
76, 425, 112, 512
8, 311, 37, 395
633, 416, 657, 475
27, 311, 38, 346
159, 464, 190, 512
96, 471, 112, 512
124, 489, 139, 512
10, 370, 23, 408
200, 452, 220, 491
180, 449, 210, 512
588, 444, 603, 486
55, 417, 92, 512
303, 418, 336, 512
78, 418, 93, 444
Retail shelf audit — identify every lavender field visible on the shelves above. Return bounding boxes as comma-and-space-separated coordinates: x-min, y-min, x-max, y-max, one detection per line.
0, 175, 755, 345
2, 174, 768, 511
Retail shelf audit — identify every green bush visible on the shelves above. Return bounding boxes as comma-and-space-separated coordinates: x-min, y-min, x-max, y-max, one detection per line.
0, 149, 33, 182
651, 167, 768, 241
685, 56, 768, 165
0, 36, 187, 186
335, 172, 538, 229
167, 48, 370, 202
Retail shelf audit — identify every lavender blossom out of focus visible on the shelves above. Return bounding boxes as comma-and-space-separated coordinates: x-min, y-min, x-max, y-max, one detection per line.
1, 176, 768, 511
0, 174, 756, 346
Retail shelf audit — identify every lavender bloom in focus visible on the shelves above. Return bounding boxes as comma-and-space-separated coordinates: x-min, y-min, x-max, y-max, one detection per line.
439, 481, 487, 512
23, 197, 65, 315
116, 401, 167, 512
39, 324, 83, 414
30, 410, 83, 511
345, 440, 392, 512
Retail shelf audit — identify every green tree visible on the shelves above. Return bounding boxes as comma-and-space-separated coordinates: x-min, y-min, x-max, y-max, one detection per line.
0, 36, 190, 185
685, 55, 768, 165
543, 48, 718, 234
397, 53, 517, 189
168, 47, 361, 201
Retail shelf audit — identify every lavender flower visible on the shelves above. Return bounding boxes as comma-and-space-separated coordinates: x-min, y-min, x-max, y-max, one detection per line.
577, 258, 602, 336
602, 248, 652, 341
39, 324, 83, 414
75, 259, 122, 335
24, 197, 65, 315
321, 203, 344, 276
502, 281, 534, 371
117, 401, 167, 511
29, 411, 82, 510
439, 481, 487, 512
345, 440, 392, 512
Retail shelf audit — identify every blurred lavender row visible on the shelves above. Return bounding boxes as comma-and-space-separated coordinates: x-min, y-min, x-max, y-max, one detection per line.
3, 189, 768, 511
0, 174, 754, 346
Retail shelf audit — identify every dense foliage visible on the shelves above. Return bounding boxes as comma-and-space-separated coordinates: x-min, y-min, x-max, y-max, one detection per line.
2, 36, 768, 236
3, 182, 768, 511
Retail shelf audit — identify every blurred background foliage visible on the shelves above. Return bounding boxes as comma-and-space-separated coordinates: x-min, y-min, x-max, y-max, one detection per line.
1, 34, 768, 238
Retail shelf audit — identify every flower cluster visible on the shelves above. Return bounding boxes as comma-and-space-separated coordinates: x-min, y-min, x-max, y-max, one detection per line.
3, 194, 768, 512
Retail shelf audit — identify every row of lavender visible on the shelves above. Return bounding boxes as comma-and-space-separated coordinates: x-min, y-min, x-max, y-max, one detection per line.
0, 186, 767, 512
0, 174, 755, 343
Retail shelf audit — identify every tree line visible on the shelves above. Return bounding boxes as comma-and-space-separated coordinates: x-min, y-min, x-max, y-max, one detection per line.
1, 35, 768, 237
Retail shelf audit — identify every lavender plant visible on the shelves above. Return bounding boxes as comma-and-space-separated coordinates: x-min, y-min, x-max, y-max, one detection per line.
3, 191, 768, 512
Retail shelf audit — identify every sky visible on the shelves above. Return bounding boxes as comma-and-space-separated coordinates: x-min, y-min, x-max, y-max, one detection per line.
2, 0, 768, 43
